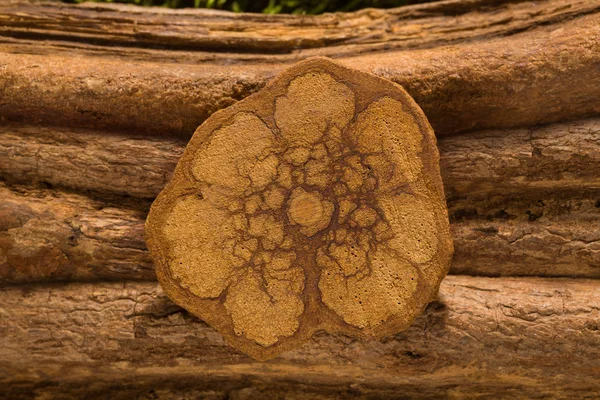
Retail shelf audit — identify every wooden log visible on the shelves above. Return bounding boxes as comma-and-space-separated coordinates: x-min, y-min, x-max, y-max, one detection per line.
2, 0, 597, 55
0, 0, 599, 136
1, 276, 598, 398
0, 124, 185, 199
1, 182, 598, 285
439, 118, 600, 200
0, 184, 153, 283
2, 118, 599, 200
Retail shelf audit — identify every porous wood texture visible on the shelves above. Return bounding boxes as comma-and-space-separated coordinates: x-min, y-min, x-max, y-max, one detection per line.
145, 57, 453, 360
1, 0, 599, 396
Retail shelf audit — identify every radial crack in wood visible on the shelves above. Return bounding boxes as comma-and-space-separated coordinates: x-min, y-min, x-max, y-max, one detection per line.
145, 57, 453, 360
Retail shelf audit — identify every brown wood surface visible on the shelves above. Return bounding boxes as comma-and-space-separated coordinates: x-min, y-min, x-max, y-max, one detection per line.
1, 0, 599, 396
1, 180, 598, 286
0, 0, 599, 137
1, 276, 599, 399
2, 118, 599, 201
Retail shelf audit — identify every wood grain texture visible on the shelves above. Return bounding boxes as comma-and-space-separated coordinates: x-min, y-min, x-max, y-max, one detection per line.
2, 118, 599, 200
0, 184, 153, 284
0, 0, 598, 396
1, 182, 598, 286
2, 0, 596, 55
0, 0, 599, 137
1, 276, 598, 399
144, 57, 453, 360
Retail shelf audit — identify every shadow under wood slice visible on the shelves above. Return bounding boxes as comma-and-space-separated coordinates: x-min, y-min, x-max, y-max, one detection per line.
0, 2, 599, 136
0, 182, 598, 286
0, 276, 598, 398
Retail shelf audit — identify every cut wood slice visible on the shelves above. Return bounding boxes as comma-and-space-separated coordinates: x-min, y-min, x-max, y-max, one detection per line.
145, 57, 453, 360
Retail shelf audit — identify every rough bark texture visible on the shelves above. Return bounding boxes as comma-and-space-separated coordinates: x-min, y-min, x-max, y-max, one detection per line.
2, 118, 599, 201
0, 184, 153, 284
1, 182, 598, 286
0, 0, 599, 137
1, 0, 599, 396
1, 276, 599, 399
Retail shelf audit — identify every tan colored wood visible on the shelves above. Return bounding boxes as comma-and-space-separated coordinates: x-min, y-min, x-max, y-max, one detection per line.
2, 118, 599, 201
1, 276, 598, 398
145, 57, 453, 360
1, 180, 598, 287
0, 0, 598, 137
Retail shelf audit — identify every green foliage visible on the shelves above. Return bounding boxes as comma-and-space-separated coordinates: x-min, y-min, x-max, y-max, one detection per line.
61, 0, 428, 14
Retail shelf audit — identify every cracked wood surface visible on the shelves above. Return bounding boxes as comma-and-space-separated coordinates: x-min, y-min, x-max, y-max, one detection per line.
0, 0, 598, 395
1, 181, 598, 286
1, 276, 599, 398
2, 118, 599, 200
144, 57, 453, 360
2, 0, 596, 56
0, 0, 599, 137
1, 118, 598, 283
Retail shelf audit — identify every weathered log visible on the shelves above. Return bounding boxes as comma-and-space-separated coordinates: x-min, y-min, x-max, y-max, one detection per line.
1, 276, 598, 399
1, 182, 598, 285
439, 118, 600, 200
0, 184, 153, 283
2, 0, 597, 55
0, 124, 185, 198
2, 118, 599, 200
0, 0, 599, 137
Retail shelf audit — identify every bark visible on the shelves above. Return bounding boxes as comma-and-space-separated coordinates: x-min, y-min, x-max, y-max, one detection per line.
0, 0, 598, 396
439, 118, 600, 201
1, 182, 598, 286
1, 276, 598, 399
2, 118, 599, 200
0, 0, 599, 137
2, 0, 596, 55
0, 124, 185, 199
0, 184, 153, 283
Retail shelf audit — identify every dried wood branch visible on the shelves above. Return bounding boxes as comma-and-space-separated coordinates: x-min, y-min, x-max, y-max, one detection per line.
1, 276, 598, 399
0, 0, 599, 136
